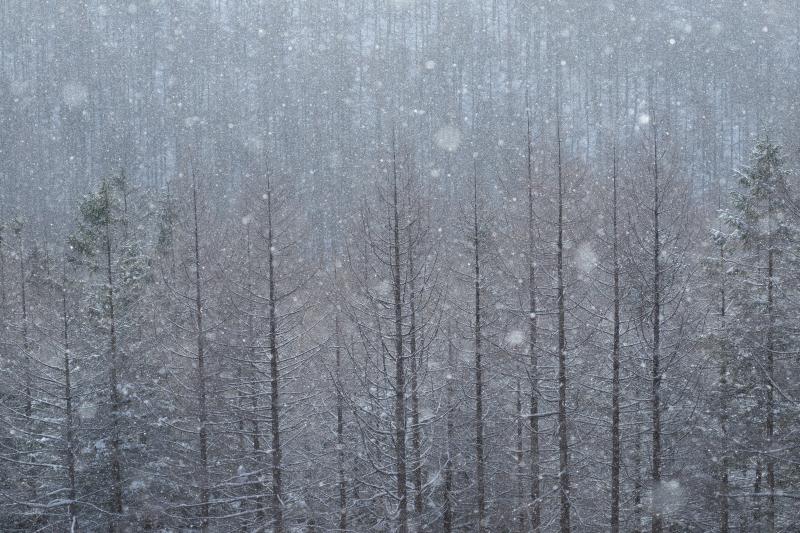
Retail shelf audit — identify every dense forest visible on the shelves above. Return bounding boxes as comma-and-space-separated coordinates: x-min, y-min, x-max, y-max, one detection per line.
0, 1, 799, 531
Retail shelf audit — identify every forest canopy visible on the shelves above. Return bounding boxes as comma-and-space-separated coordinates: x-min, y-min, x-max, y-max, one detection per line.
0, 1, 799, 532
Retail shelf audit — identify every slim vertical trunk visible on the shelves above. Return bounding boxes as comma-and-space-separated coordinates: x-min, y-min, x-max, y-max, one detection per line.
165, 180, 177, 280
335, 317, 348, 532
611, 147, 621, 533
0, 228, 5, 403
13, 224, 37, 522
236, 366, 245, 452
765, 230, 775, 533
526, 105, 541, 533
720, 464, 730, 533
443, 336, 455, 533
515, 382, 525, 532
245, 227, 265, 521
251, 388, 264, 521
761, 157, 778, 531
408, 246, 424, 518
633, 419, 643, 533
0, 227, 5, 317
650, 116, 663, 533
556, 106, 571, 533
16, 226, 31, 418
190, 172, 211, 532
265, 177, 285, 533
472, 164, 486, 532
718, 244, 729, 533
62, 267, 78, 530
753, 460, 762, 525
390, 146, 408, 533
102, 183, 124, 528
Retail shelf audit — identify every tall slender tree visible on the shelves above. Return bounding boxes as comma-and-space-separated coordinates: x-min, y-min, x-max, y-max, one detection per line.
610, 146, 622, 533
264, 172, 285, 533
525, 106, 542, 533
471, 160, 487, 532
189, 167, 211, 532
60, 259, 79, 531
649, 112, 663, 533
555, 104, 571, 533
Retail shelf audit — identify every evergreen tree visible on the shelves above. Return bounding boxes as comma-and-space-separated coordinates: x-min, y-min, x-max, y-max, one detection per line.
720, 139, 799, 532
68, 173, 153, 530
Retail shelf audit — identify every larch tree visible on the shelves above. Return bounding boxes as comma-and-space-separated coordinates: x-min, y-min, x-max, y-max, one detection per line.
555, 105, 571, 533
341, 139, 439, 532
156, 166, 228, 530
525, 107, 542, 533
610, 146, 622, 533
625, 111, 697, 533
470, 159, 487, 532
235, 164, 318, 530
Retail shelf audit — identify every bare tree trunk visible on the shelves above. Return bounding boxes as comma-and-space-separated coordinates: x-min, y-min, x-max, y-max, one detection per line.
515, 382, 525, 532
15, 225, 31, 419
555, 106, 571, 533
61, 266, 78, 531
391, 158, 409, 533
245, 227, 266, 522
720, 467, 729, 533
0, 226, 5, 316
443, 335, 455, 533
335, 317, 348, 533
236, 367, 245, 452
526, 106, 541, 533
765, 231, 775, 533
611, 147, 621, 533
472, 163, 486, 533
190, 171, 211, 532
718, 242, 730, 533
14, 221, 38, 525
633, 419, 643, 533
265, 176, 285, 533
753, 460, 762, 526
409, 245, 424, 519
650, 116, 663, 533
102, 183, 124, 529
